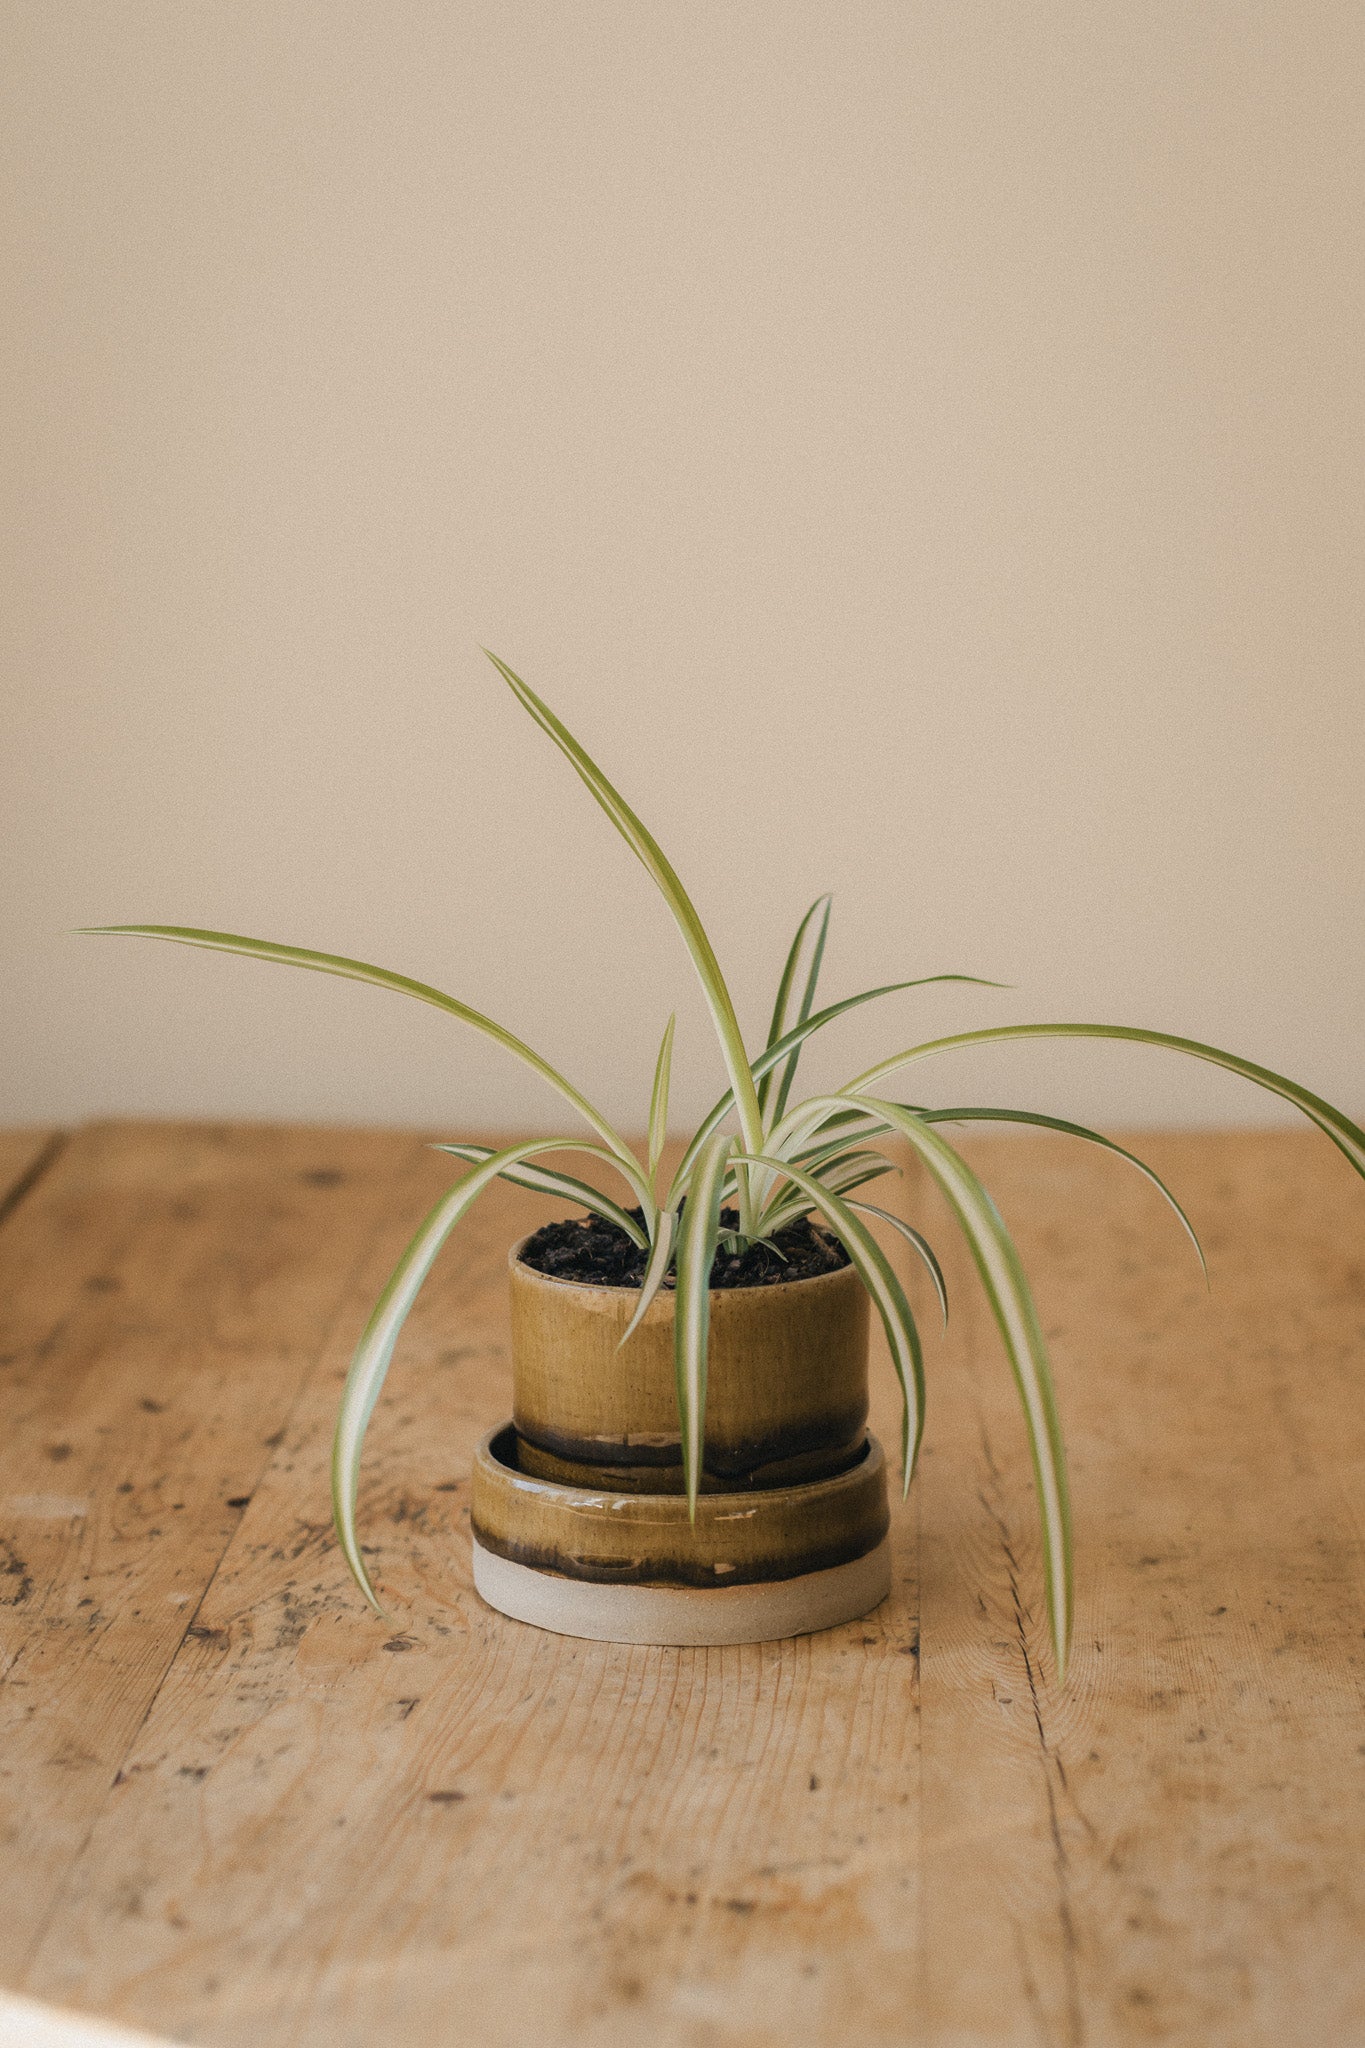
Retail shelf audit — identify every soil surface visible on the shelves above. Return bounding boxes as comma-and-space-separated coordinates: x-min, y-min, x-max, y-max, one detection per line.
518, 1206, 851, 1291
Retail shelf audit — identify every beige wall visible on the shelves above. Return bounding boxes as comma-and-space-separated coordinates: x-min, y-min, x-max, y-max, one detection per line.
4, 2, 1362, 1139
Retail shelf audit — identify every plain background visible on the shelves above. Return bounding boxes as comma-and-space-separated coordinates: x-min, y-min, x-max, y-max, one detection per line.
3, 2, 1362, 1139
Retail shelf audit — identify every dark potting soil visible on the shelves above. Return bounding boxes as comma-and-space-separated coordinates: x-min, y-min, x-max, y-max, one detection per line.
518, 1207, 851, 1291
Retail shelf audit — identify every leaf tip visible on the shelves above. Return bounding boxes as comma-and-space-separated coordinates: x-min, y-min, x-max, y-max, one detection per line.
481, 646, 518, 685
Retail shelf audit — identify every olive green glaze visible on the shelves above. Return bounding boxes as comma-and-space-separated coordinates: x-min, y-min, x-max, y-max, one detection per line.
471, 1425, 890, 1590
509, 1242, 870, 1482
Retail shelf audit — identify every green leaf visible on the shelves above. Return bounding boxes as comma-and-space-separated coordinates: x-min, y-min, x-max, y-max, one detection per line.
672, 1132, 733, 1517
757, 894, 831, 1125
848, 1023, 1365, 1188
331, 1138, 609, 1611
789, 1126, 899, 1174
736, 1153, 926, 1494
758, 1149, 899, 1234
619, 1208, 677, 1350
761, 1096, 883, 1176
756, 1135, 890, 1211
799, 1147, 898, 1196
484, 653, 766, 1183
917, 1109, 1206, 1279
845, 1200, 950, 1329
829, 1093, 1073, 1679
668, 973, 1002, 1205
430, 1143, 650, 1247
648, 1013, 676, 1180
80, 925, 637, 1172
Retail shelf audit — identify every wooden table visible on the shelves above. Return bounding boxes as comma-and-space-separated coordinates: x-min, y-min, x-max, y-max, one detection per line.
1, 1121, 1362, 2047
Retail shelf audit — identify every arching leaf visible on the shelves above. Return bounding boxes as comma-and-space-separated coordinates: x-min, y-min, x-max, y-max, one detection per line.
849, 1024, 1365, 1186
845, 1199, 950, 1329
917, 1108, 1205, 1279
80, 924, 635, 1169
619, 1208, 677, 1350
431, 1143, 650, 1245
790, 1094, 1074, 1679
758, 894, 831, 1124
668, 972, 1002, 1204
332, 1138, 638, 1611
736, 1153, 926, 1492
484, 654, 766, 1190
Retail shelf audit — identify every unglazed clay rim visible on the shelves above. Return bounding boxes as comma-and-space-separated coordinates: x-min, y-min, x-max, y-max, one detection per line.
471, 1534, 892, 1645
507, 1232, 861, 1299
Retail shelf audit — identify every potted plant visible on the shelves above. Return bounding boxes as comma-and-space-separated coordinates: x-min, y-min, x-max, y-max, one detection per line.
83, 654, 1365, 1675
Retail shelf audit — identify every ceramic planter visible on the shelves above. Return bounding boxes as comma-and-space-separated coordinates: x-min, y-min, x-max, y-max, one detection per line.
470, 1239, 892, 1645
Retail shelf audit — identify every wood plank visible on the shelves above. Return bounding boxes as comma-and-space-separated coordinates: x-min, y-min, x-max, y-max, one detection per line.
0, 1130, 63, 1227
22, 1142, 922, 2046
0, 1121, 449, 1981
10, 1127, 1365, 2045
913, 1129, 1365, 2047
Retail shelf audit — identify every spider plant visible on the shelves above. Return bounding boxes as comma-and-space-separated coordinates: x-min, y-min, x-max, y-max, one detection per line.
82, 653, 1365, 1679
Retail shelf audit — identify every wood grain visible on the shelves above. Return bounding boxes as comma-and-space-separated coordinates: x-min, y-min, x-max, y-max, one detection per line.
0, 1129, 62, 1227
913, 1130, 1365, 2048
0, 1123, 455, 1981
2, 1123, 1362, 2046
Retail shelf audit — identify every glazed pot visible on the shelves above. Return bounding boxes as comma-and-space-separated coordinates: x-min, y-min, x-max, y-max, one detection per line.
508, 1241, 871, 1489
470, 1239, 892, 1645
